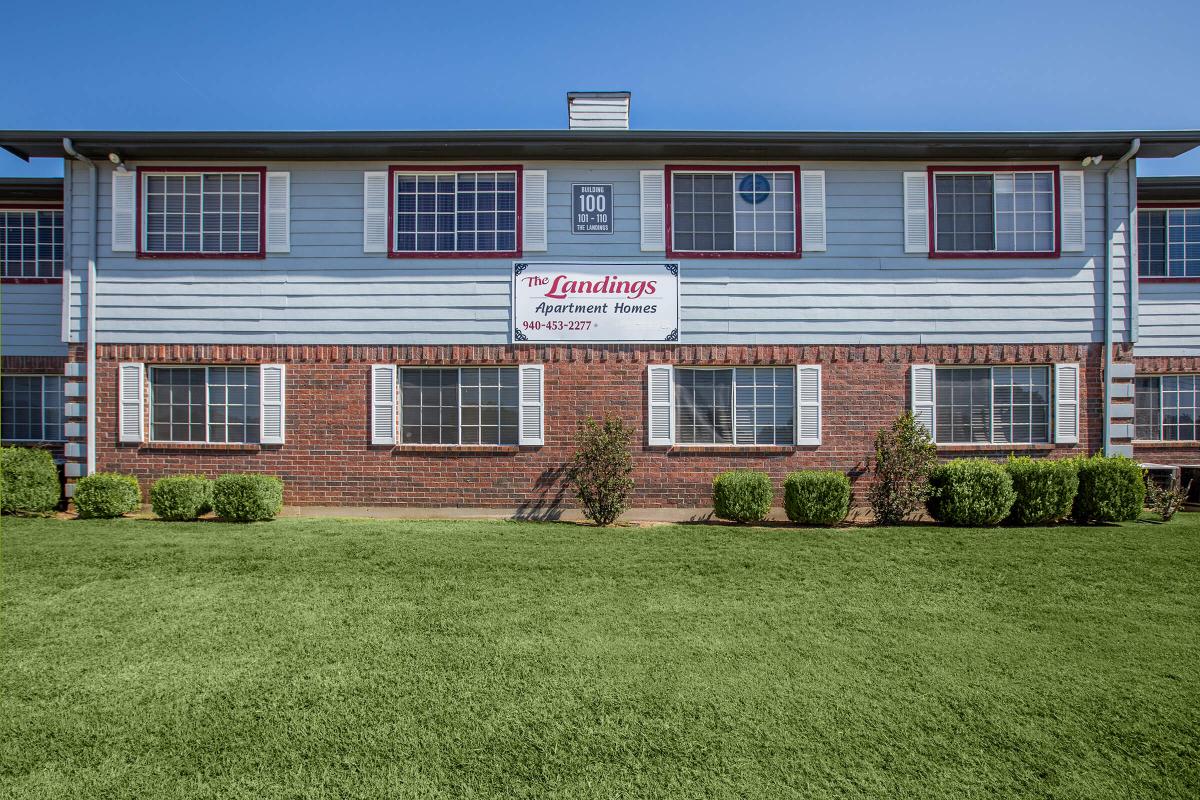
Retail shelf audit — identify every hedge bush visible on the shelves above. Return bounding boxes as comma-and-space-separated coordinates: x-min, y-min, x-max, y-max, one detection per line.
212, 473, 284, 522
712, 470, 773, 523
566, 415, 634, 526
74, 473, 141, 519
784, 470, 851, 526
926, 459, 1016, 527
1005, 457, 1079, 525
1072, 455, 1146, 523
1, 447, 60, 514
868, 413, 938, 524
150, 475, 213, 521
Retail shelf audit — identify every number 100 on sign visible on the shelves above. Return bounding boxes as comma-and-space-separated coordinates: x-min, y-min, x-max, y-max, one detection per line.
573, 184, 613, 234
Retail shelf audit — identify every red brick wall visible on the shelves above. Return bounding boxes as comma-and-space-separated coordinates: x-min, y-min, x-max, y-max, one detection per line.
93, 343, 1104, 508
1131, 354, 1200, 465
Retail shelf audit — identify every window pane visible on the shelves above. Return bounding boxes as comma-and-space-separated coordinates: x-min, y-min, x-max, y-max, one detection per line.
993, 366, 1051, 443
0, 375, 65, 441
935, 174, 995, 252
1135, 377, 1162, 440
206, 366, 260, 444
0, 210, 63, 278
674, 369, 734, 444
400, 368, 459, 444
1160, 374, 1199, 441
458, 367, 519, 446
150, 368, 207, 442
935, 367, 992, 442
142, 173, 260, 254
732, 367, 794, 445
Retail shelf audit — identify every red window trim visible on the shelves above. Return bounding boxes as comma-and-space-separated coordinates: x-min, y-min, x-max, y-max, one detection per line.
1137, 203, 1200, 282
664, 165, 802, 259
927, 165, 1062, 260
0, 204, 65, 283
135, 166, 268, 260
387, 165, 523, 259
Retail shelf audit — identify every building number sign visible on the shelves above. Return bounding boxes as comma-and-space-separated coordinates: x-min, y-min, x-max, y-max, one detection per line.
572, 184, 614, 234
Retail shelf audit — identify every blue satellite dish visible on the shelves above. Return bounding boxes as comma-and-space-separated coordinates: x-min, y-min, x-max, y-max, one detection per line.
738, 173, 771, 205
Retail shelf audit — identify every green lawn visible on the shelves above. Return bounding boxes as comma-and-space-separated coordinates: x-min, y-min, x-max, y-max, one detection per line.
2, 515, 1198, 800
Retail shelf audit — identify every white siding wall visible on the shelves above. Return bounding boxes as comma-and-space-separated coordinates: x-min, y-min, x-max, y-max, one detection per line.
64, 160, 1131, 346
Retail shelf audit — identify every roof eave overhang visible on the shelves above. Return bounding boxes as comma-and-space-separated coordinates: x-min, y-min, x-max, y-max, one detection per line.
2, 130, 1198, 161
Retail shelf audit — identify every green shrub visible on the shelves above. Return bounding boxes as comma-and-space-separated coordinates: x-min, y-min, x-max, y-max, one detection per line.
1072, 455, 1146, 523
150, 475, 213, 521
712, 470, 774, 523
926, 459, 1016, 527
566, 415, 634, 526
212, 473, 284, 522
784, 470, 851, 526
1005, 457, 1079, 525
868, 413, 938, 525
1, 446, 61, 514
74, 473, 141, 519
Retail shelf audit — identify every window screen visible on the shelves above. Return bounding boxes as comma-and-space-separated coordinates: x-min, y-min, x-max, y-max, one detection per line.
143, 172, 261, 254
674, 367, 794, 445
394, 171, 518, 254
399, 367, 520, 445
935, 366, 1052, 444
151, 367, 261, 443
671, 171, 796, 253
934, 171, 1055, 253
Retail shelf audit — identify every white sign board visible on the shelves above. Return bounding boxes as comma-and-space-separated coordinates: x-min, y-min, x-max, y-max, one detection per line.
512, 261, 680, 343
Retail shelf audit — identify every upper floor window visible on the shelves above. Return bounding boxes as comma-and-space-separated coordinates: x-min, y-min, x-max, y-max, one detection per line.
150, 366, 260, 443
1, 208, 63, 279
392, 169, 519, 256
1138, 208, 1200, 279
1, 375, 65, 441
935, 366, 1051, 444
141, 170, 263, 256
1135, 375, 1198, 441
668, 169, 798, 256
931, 168, 1058, 256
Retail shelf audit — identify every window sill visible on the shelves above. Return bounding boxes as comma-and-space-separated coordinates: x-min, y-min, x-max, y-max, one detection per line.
935, 442, 1058, 451
666, 445, 802, 454
928, 251, 1059, 260
1, 277, 63, 284
136, 252, 266, 260
137, 442, 263, 452
1139, 277, 1200, 284
1132, 440, 1200, 447
390, 445, 522, 455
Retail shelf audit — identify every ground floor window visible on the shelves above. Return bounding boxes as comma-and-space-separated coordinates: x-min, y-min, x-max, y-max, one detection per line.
399, 367, 519, 445
1, 375, 65, 441
150, 366, 260, 443
674, 367, 794, 445
935, 366, 1051, 444
1136, 375, 1198, 441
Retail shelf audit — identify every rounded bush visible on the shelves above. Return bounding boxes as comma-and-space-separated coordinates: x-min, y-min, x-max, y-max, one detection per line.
712, 470, 773, 523
1005, 457, 1079, 525
784, 470, 851, 526
1, 446, 61, 514
150, 475, 213, 521
212, 473, 284, 522
1072, 455, 1145, 523
926, 459, 1016, 527
74, 473, 141, 519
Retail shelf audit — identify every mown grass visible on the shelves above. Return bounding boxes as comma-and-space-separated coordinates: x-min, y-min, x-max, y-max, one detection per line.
2, 514, 1198, 799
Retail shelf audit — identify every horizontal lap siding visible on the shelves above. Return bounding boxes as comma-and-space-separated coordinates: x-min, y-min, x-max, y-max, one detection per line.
1, 283, 66, 355
1137, 284, 1200, 356
67, 161, 1128, 346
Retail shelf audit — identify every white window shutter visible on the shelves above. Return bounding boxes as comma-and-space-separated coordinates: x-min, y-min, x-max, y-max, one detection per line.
111, 169, 136, 252
1060, 171, 1086, 252
522, 169, 548, 252
640, 170, 666, 252
265, 171, 291, 253
118, 362, 144, 443
800, 171, 827, 252
518, 364, 545, 446
260, 364, 286, 444
910, 364, 936, 438
903, 171, 929, 254
1054, 363, 1080, 444
371, 364, 397, 445
795, 365, 822, 445
363, 171, 388, 253
647, 364, 674, 445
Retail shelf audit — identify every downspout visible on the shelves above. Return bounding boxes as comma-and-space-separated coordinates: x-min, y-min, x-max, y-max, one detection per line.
1103, 138, 1140, 455
63, 138, 96, 476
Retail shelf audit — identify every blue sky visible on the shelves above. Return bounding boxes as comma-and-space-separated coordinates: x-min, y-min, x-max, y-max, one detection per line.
2, 0, 1197, 177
